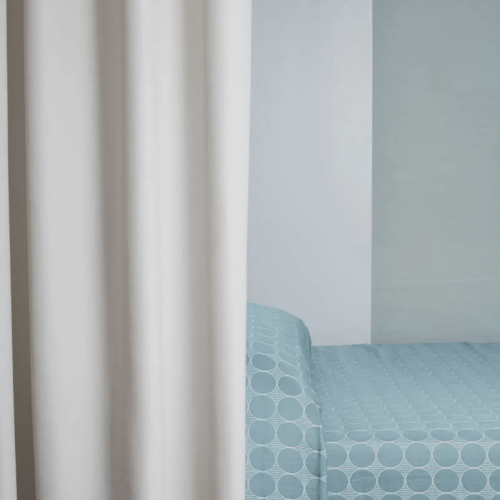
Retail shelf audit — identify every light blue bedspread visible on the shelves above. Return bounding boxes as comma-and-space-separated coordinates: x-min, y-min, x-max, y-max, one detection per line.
246, 303, 500, 500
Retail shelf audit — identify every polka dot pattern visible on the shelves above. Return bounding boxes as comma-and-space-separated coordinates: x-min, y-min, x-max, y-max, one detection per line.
309, 341, 500, 500
247, 304, 500, 499
246, 304, 326, 499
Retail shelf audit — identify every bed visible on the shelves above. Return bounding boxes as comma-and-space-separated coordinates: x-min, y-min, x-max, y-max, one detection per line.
246, 303, 500, 500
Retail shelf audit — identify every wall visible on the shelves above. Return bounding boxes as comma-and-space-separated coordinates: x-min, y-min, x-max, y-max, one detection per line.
247, 0, 373, 345
372, 0, 500, 343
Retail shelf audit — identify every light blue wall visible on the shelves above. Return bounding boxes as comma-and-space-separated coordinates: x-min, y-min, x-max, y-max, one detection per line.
372, 0, 500, 343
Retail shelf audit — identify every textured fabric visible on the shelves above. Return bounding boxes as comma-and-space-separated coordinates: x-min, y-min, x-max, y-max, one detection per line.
247, 304, 500, 500
18, 1, 252, 499
246, 303, 327, 499
312, 343, 500, 500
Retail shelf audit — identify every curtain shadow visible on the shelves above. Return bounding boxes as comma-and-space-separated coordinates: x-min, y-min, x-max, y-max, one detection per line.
95, 2, 134, 499
6, 0, 37, 498
181, 2, 219, 499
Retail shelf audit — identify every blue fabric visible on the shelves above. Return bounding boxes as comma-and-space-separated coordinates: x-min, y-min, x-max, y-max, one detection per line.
246, 304, 500, 500
312, 343, 500, 500
246, 303, 326, 500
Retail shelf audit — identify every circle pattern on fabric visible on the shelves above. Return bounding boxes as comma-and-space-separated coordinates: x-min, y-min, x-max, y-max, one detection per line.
458, 429, 483, 441
253, 342, 275, 354
304, 386, 318, 403
250, 395, 274, 419
249, 446, 275, 471
406, 443, 431, 467
278, 376, 302, 396
278, 448, 303, 473
489, 444, 500, 466
306, 403, 321, 425
306, 478, 322, 500
351, 470, 376, 493
327, 443, 347, 467
305, 452, 321, 477
433, 443, 459, 467
325, 431, 345, 442
279, 351, 296, 364
379, 469, 404, 492
462, 470, 486, 492
278, 361, 300, 377
327, 470, 348, 493
249, 420, 275, 445
406, 469, 432, 492
461, 443, 486, 467
378, 443, 403, 467
348, 431, 373, 442
486, 429, 500, 440
249, 472, 275, 497
306, 426, 322, 451
434, 469, 460, 492
431, 430, 455, 441
278, 474, 304, 499
404, 430, 428, 441
490, 470, 500, 492
277, 422, 303, 447
350, 443, 375, 467
278, 397, 303, 421
251, 354, 276, 371
251, 372, 276, 394
377, 430, 400, 441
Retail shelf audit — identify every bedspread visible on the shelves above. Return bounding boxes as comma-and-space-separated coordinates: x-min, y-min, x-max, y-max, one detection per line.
246, 304, 500, 500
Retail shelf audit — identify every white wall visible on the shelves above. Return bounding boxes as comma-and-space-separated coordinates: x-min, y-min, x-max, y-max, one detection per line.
247, 0, 372, 345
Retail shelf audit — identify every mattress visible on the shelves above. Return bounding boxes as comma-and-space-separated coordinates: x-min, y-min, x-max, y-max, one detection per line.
246, 303, 500, 500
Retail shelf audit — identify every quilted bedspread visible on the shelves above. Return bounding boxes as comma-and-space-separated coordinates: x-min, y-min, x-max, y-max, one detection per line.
246, 303, 500, 500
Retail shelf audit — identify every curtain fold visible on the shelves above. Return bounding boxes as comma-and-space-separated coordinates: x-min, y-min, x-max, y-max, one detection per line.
0, 0, 17, 498
4, 0, 251, 499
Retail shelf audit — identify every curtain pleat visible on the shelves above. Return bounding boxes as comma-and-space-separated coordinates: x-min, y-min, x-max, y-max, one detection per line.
3, 1, 251, 499
0, 0, 17, 498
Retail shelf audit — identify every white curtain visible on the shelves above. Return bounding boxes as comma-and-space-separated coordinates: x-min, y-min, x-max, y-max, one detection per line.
1, 0, 251, 499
